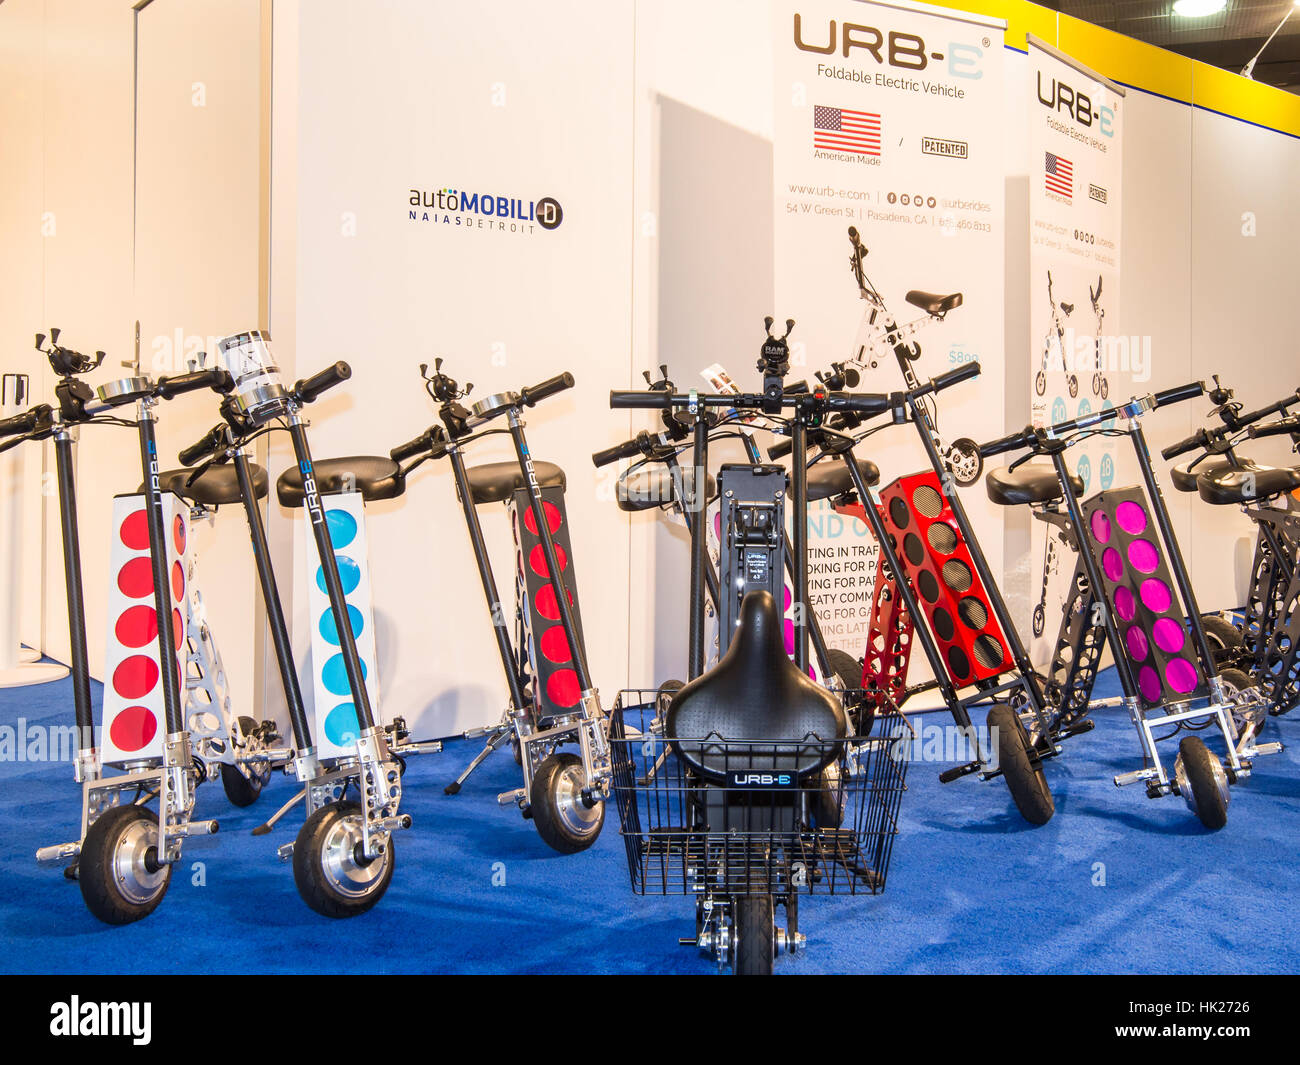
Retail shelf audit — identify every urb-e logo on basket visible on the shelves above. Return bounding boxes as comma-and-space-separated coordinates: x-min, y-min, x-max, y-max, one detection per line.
728, 770, 796, 788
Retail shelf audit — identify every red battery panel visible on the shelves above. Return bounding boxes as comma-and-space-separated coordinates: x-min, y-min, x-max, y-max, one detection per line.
878, 470, 1010, 688
512, 485, 588, 721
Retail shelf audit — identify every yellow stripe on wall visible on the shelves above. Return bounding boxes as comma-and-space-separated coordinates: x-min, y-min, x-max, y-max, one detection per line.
938, 1, 1300, 138
1192, 59, 1300, 139
1055, 13, 1192, 103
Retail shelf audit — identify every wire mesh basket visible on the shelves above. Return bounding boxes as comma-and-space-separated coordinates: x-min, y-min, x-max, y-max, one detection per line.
609, 689, 909, 898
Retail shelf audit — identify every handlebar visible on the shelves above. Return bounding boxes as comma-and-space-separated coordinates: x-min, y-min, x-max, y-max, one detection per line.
1247, 416, 1300, 441
1152, 380, 1206, 408
1160, 428, 1210, 461
390, 426, 447, 463
156, 368, 233, 401
521, 372, 575, 407
179, 424, 230, 467
979, 425, 1038, 460
592, 432, 651, 469
0, 404, 50, 439
294, 361, 351, 404
1228, 389, 1300, 431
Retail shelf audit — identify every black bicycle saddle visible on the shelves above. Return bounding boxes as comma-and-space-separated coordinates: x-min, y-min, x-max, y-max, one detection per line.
806, 457, 880, 502
905, 290, 963, 317
1198, 461, 1300, 506
665, 590, 847, 784
277, 456, 405, 506
1170, 456, 1241, 493
465, 460, 565, 505
145, 464, 268, 507
616, 466, 716, 512
985, 464, 1082, 506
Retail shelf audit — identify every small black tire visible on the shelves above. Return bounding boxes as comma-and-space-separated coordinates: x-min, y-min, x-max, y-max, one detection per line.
988, 704, 1055, 826
293, 801, 395, 918
1178, 736, 1228, 830
825, 648, 870, 734
1200, 615, 1244, 667
220, 716, 270, 807
78, 805, 171, 925
510, 732, 523, 766
530, 752, 604, 854
734, 896, 775, 975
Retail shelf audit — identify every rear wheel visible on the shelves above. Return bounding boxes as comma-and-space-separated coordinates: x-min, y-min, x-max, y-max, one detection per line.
945, 438, 983, 487
988, 703, 1055, 826
1200, 615, 1244, 667
530, 752, 604, 853
1175, 736, 1229, 830
734, 895, 775, 975
79, 805, 171, 925
1218, 666, 1265, 741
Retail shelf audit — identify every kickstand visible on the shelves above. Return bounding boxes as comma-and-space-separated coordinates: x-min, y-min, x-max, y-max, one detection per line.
252, 787, 306, 836
445, 725, 512, 795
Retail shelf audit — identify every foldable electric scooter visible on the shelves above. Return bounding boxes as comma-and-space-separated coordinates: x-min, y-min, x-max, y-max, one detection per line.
1034, 270, 1078, 399
981, 382, 1283, 828
605, 346, 909, 974
389, 360, 612, 853
0, 330, 238, 923
180, 331, 415, 915
1160, 377, 1300, 716
590, 349, 872, 705
841, 226, 982, 486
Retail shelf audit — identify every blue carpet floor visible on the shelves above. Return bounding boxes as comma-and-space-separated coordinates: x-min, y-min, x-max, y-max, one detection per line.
1, 666, 1297, 974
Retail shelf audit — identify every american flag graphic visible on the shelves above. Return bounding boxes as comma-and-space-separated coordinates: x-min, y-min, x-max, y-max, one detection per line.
814, 105, 881, 156
1045, 151, 1073, 199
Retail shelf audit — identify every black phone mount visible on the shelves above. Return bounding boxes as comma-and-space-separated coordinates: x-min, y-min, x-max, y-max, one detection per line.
758, 316, 794, 413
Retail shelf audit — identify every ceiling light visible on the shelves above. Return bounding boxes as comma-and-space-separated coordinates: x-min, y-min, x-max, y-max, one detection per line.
1172, 0, 1226, 16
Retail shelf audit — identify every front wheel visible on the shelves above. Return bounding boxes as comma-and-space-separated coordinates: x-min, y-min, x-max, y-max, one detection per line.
988, 704, 1055, 825
293, 801, 395, 918
733, 895, 775, 975
1175, 736, 1229, 830
79, 804, 171, 925
530, 752, 604, 853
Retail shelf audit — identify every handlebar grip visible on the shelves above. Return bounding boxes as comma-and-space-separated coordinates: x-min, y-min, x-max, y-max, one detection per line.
931, 361, 981, 393
824, 391, 891, 416
1160, 428, 1209, 460
390, 427, 442, 463
1247, 417, 1300, 441
1153, 380, 1205, 408
156, 368, 232, 400
521, 372, 575, 407
294, 361, 352, 404
768, 436, 793, 460
610, 390, 671, 410
592, 434, 645, 468
979, 425, 1036, 459
1231, 390, 1300, 429
179, 424, 229, 467
0, 404, 49, 439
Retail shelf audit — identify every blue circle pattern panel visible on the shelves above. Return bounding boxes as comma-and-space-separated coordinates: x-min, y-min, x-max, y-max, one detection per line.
323, 702, 360, 747
319, 604, 365, 645
322, 652, 368, 696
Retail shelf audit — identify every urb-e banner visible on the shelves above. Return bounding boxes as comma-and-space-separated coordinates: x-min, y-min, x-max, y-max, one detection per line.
773, 0, 1006, 680
1026, 35, 1125, 661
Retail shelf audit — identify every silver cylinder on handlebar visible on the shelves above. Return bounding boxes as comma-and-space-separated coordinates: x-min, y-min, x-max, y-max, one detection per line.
215, 330, 289, 426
